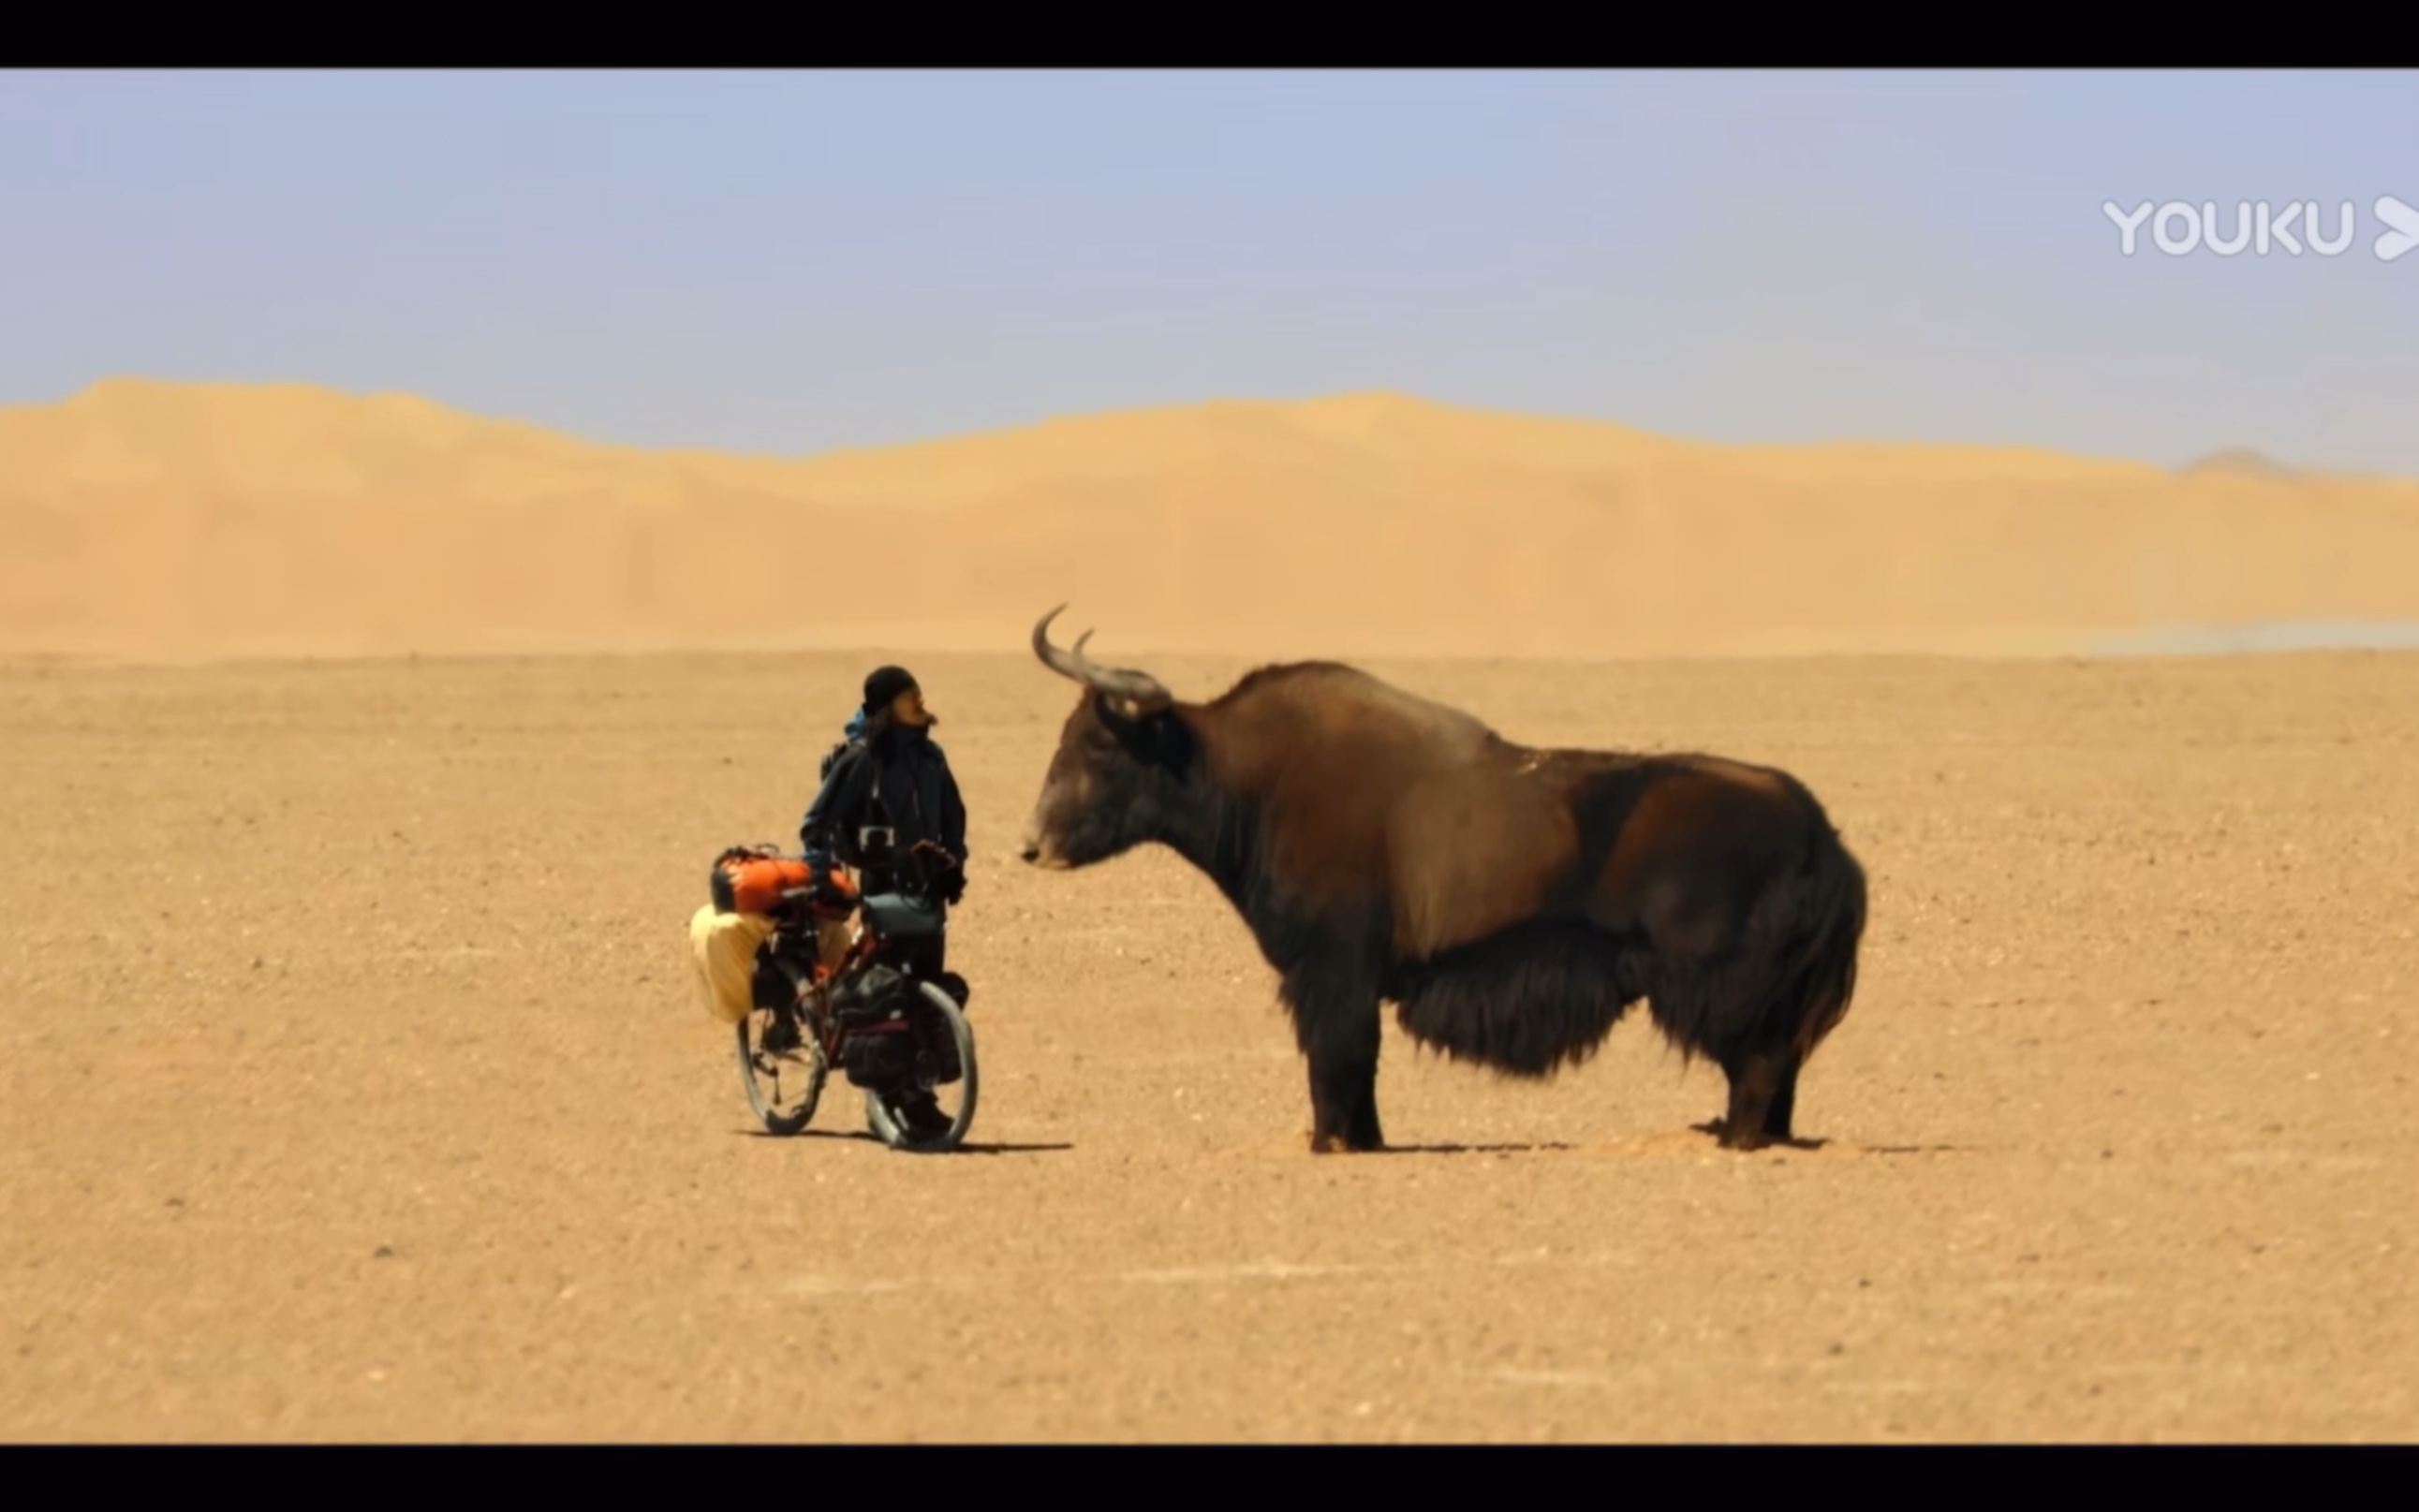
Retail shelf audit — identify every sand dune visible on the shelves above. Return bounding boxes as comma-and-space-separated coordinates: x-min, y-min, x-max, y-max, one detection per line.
5, 375, 2417, 663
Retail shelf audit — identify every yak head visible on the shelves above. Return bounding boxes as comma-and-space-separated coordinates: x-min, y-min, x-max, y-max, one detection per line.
1021, 605, 1198, 870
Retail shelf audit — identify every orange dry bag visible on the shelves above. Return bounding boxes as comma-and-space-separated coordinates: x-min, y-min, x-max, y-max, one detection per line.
709, 844, 818, 916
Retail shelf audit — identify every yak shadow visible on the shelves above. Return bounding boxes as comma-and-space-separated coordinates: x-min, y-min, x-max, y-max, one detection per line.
1368, 1140, 1578, 1155
736, 1125, 1073, 1155
1835, 1141, 1971, 1155
1686, 1119, 1967, 1156
1689, 1118, 1833, 1152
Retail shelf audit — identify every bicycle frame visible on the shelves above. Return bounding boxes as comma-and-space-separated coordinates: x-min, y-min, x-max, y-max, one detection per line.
774, 873, 941, 1071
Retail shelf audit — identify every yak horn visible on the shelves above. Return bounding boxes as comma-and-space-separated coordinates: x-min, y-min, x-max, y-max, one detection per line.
1030, 605, 1173, 708
1032, 604, 1087, 682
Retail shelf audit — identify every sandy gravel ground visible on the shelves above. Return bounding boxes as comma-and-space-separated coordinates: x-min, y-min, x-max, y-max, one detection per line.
3, 648, 2414, 1442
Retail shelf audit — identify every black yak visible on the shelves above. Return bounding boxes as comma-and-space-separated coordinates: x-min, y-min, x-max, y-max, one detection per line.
1017, 607, 1869, 1154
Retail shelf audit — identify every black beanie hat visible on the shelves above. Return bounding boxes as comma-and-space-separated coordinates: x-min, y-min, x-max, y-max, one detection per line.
863, 665, 919, 711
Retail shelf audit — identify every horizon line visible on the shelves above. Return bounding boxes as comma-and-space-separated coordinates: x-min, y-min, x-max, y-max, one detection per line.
7, 372, 2389, 486
13, 618, 2419, 673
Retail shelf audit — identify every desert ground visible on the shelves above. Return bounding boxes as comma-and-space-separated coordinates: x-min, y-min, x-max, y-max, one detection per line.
4, 643, 2414, 1442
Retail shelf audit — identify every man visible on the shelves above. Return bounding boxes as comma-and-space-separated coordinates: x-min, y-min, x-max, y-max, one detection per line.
799, 665, 969, 983
799, 666, 970, 1139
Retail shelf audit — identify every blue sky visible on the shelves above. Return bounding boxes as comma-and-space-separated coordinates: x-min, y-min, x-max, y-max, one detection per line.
5, 69, 2417, 474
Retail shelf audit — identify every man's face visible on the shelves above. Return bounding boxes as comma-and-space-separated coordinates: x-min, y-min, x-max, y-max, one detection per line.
890, 686, 930, 726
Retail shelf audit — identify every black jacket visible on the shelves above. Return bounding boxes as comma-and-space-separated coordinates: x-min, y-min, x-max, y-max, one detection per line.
800, 713, 967, 885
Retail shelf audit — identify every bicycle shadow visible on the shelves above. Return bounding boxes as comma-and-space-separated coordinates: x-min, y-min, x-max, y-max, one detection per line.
738, 1126, 1073, 1155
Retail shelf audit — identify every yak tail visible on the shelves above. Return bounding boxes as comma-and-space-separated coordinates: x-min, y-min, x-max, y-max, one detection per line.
1629, 823, 1868, 1072
1780, 833, 1867, 1066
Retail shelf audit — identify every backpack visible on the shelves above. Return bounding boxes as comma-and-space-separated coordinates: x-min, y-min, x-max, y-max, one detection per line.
810, 708, 887, 874
819, 705, 870, 783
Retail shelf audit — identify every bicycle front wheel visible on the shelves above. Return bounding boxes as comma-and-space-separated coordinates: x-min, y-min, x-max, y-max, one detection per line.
863, 981, 976, 1152
737, 1001, 826, 1137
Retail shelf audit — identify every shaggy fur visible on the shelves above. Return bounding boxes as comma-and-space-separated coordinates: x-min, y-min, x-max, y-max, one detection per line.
1022, 640, 1869, 1154
1388, 918, 1645, 1077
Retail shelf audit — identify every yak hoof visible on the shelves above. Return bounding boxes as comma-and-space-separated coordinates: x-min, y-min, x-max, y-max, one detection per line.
1715, 1121, 1773, 1152
1309, 1130, 1383, 1154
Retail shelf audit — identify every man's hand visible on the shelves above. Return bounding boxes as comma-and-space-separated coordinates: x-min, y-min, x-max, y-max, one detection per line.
911, 841, 966, 903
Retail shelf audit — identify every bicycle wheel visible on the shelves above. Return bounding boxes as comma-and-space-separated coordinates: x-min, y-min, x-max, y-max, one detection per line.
863, 981, 976, 1153
736, 1000, 826, 1137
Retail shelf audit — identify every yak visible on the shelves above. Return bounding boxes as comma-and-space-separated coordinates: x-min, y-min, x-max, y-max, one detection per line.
1017, 606, 1869, 1155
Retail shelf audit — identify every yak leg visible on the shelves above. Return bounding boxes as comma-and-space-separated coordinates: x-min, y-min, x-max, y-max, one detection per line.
1280, 947, 1387, 1153
1718, 1050, 1792, 1151
1295, 991, 1384, 1154
1307, 1044, 1383, 1153
1763, 1053, 1802, 1142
